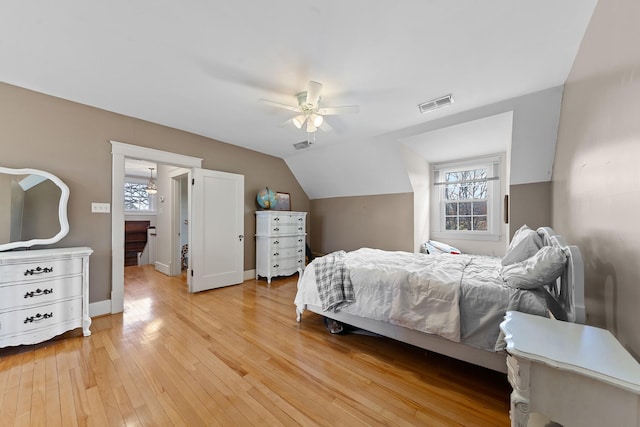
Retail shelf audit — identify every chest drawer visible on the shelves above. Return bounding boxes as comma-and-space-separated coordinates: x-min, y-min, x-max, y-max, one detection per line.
267, 236, 305, 249
269, 256, 305, 273
270, 246, 305, 259
0, 297, 83, 338
0, 258, 83, 285
0, 275, 83, 311
265, 224, 306, 235
256, 211, 306, 236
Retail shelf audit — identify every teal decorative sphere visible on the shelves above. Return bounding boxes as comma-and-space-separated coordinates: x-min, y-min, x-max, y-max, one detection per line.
256, 187, 276, 209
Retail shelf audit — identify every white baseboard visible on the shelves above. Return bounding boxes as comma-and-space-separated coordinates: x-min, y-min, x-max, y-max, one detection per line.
155, 261, 171, 275
89, 299, 112, 317
244, 269, 256, 281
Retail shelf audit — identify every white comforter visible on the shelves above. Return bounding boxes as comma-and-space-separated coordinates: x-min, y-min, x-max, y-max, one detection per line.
295, 248, 548, 350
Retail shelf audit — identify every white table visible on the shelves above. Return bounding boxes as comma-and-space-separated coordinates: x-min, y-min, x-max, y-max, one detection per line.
500, 311, 640, 427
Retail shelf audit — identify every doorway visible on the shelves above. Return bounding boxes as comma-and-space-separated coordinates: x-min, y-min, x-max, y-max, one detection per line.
169, 170, 190, 278
111, 141, 246, 314
111, 141, 203, 314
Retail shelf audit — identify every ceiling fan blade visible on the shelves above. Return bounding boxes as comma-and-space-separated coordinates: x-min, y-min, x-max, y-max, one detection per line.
305, 81, 323, 107
317, 105, 360, 115
319, 120, 333, 132
260, 99, 301, 113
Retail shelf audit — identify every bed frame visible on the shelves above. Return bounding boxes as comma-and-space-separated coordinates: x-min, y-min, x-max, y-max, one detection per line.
297, 227, 585, 373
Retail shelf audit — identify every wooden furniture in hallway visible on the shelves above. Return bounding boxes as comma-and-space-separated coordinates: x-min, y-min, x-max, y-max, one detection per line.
124, 220, 150, 266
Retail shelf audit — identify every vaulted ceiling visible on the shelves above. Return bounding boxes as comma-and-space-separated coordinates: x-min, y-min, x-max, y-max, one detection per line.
1, 1, 598, 197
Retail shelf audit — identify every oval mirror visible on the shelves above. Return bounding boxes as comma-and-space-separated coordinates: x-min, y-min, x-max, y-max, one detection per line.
0, 166, 70, 251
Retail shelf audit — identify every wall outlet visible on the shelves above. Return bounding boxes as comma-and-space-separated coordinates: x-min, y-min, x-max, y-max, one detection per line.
91, 202, 111, 213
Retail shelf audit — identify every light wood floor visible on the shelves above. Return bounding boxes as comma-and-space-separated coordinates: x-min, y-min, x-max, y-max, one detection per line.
0, 266, 511, 426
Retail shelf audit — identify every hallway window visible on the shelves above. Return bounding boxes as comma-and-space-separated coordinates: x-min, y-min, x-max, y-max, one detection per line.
124, 181, 155, 211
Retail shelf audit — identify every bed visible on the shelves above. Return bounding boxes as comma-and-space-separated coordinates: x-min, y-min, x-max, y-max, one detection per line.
294, 226, 585, 373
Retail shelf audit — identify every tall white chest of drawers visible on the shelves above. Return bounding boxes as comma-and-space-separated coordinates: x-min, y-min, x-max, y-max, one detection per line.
0, 247, 93, 348
255, 211, 307, 284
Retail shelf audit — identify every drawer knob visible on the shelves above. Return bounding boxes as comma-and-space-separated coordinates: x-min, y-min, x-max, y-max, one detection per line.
24, 266, 54, 276
273, 227, 279, 232
24, 288, 54, 299
24, 312, 53, 324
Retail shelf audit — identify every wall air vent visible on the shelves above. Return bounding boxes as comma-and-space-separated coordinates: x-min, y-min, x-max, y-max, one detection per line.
418, 94, 454, 113
293, 140, 312, 150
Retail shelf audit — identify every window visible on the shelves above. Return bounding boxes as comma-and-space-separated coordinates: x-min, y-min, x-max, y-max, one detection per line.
443, 168, 488, 231
431, 155, 502, 241
124, 180, 155, 212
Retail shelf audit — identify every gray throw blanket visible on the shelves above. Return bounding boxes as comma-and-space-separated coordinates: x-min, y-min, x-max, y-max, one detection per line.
314, 251, 355, 312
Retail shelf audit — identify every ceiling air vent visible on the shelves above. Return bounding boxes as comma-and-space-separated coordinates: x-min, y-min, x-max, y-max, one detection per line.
293, 140, 312, 150
418, 94, 454, 113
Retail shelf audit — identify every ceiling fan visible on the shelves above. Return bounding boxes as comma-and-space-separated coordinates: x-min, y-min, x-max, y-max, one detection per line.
261, 81, 359, 133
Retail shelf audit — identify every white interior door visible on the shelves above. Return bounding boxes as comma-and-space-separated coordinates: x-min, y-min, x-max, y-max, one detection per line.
189, 168, 244, 292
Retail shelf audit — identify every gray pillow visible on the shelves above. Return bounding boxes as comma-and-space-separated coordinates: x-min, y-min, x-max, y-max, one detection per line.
500, 246, 567, 289
502, 225, 543, 266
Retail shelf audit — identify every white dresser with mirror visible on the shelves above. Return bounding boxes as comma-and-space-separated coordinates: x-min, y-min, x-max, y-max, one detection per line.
0, 166, 92, 347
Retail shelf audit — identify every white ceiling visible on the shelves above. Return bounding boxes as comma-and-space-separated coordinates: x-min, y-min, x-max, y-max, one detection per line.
401, 112, 514, 164
0, 1, 597, 161
124, 159, 157, 178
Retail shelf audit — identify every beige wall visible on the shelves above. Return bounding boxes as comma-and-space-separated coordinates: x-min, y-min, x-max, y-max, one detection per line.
552, 0, 640, 357
310, 193, 414, 255
509, 182, 551, 240
0, 82, 309, 303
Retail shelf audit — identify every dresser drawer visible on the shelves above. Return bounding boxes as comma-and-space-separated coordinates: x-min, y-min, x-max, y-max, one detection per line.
266, 212, 305, 225
0, 297, 83, 338
0, 276, 83, 311
256, 211, 306, 237
265, 224, 306, 235
269, 256, 305, 274
270, 246, 305, 259
267, 236, 305, 249
0, 258, 83, 284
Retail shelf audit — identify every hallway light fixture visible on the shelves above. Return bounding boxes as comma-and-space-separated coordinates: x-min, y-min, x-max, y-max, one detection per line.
146, 168, 157, 194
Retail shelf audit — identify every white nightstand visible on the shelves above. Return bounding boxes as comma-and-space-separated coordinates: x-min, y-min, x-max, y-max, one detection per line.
500, 311, 640, 427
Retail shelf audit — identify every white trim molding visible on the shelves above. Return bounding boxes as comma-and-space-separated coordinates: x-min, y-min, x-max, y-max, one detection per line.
110, 141, 202, 314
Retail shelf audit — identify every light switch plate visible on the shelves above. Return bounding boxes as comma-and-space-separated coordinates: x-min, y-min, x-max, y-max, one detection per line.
91, 202, 111, 213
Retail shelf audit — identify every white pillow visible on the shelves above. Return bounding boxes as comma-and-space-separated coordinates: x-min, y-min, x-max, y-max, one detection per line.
502, 225, 543, 266
426, 240, 461, 255
500, 246, 567, 290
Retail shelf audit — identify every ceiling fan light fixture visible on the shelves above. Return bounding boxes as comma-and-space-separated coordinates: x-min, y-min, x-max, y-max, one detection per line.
310, 113, 323, 127
306, 120, 317, 133
292, 115, 306, 129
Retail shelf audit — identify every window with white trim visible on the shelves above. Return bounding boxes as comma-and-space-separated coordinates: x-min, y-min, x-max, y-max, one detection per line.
431, 155, 502, 241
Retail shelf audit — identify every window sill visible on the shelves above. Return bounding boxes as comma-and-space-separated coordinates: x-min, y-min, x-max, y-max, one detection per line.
431, 231, 501, 242
124, 210, 157, 216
